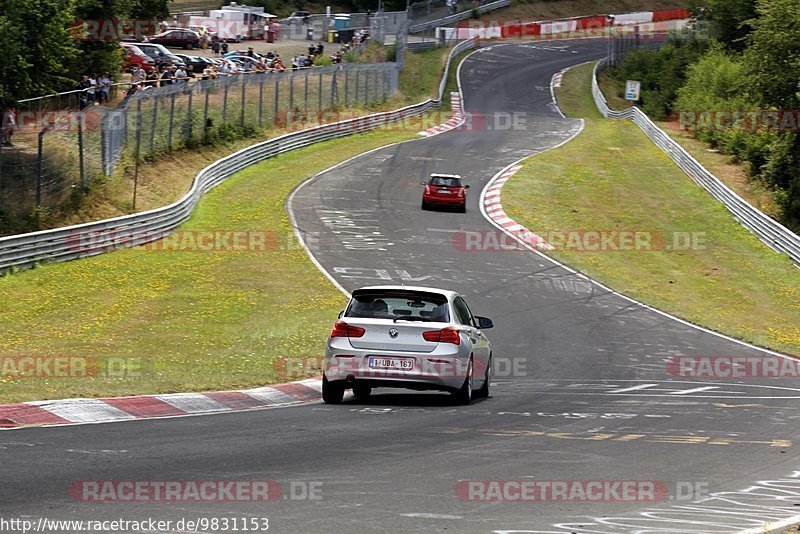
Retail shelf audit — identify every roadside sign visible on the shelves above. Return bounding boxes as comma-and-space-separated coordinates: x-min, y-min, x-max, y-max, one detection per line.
625, 80, 641, 101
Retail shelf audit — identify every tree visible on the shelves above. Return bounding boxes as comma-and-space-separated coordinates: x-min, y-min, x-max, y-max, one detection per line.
742, 0, 800, 109
0, 0, 80, 103
689, 0, 757, 51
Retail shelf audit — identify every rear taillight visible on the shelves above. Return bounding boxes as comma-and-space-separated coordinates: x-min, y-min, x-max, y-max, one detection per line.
330, 321, 365, 338
424, 185, 431, 195
423, 327, 461, 344
457, 188, 464, 197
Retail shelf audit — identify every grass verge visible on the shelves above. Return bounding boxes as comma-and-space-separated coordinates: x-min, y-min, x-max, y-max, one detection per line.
597, 67, 781, 218
502, 61, 800, 356
0, 121, 430, 403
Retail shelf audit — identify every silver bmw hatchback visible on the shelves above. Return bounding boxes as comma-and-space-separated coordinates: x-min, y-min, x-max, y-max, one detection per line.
323, 286, 494, 404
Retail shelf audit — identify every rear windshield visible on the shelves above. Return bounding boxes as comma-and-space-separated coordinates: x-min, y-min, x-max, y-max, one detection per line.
346, 291, 450, 322
430, 176, 461, 188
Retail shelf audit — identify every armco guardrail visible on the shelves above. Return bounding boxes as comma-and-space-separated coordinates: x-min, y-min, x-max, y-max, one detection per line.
592, 59, 800, 266
409, 0, 511, 33
0, 38, 479, 274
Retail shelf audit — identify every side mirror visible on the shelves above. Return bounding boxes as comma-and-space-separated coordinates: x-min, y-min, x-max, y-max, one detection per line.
420, 181, 426, 186
464, 184, 470, 189
475, 316, 493, 329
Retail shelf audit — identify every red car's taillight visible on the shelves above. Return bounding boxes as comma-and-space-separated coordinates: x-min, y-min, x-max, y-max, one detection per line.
330, 321, 365, 338
424, 185, 431, 195
423, 327, 461, 344
457, 188, 465, 197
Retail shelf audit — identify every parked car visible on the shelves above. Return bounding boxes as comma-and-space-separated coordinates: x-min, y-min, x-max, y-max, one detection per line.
121, 43, 156, 72
225, 55, 259, 70
323, 286, 494, 405
146, 29, 201, 50
421, 173, 469, 212
175, 54, 211, 73
134, 43, 187, 68
223, 49, 262, 59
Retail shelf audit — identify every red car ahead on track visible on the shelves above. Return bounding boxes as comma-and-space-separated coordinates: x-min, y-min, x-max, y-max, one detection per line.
421, 173, 470, 213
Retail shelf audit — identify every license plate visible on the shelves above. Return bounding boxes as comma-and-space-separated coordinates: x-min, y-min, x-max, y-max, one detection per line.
369, 357, 413, 371
438, 189, 452, 194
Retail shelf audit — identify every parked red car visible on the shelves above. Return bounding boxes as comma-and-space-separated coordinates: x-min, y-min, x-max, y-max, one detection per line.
421, 173, 469, 212
146, 29, 201, 50
121, 43, 156, 72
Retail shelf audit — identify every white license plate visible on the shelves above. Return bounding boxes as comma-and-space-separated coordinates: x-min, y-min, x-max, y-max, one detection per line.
438, 189, 452, 194
369, 357, 414, 371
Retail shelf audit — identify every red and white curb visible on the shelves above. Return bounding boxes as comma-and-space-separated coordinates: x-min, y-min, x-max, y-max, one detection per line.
418, 92, 465, 137
482, 165, 554, 251
0, 378, 322, 429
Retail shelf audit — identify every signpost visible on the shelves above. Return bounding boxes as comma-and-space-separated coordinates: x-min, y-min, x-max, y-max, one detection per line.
625, 80, 641, 102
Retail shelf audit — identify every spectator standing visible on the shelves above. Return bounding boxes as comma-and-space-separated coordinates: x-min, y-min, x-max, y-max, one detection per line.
316, 42, 324, 56
160, 66, 173, 86
221, 41, 229, 55
87, 74, 98, 104
2, 108, 16, 146
131, 66, 146, 85
211, 38, 220, 55
174, 65, 188, 86
99, 73, 112, 103
77, 75, 91, 108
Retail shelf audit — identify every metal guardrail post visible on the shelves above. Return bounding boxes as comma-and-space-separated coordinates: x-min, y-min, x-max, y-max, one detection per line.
133, 98, 143, 211
149, 95, 158, 155
258, 78, 264, 128
36, 131, 44, 207
222, 83, 229, 124
274, 77, 280, 123
78, 120, 86, 190
240, 77, 246, 127
168, 92, 176, 149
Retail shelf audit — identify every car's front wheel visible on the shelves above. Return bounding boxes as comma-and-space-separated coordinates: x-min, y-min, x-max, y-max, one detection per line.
452, 359, 473, 405
322, 375, 345, 404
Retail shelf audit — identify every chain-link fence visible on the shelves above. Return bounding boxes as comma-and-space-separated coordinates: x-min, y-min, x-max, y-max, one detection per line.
2, 63, 397, 226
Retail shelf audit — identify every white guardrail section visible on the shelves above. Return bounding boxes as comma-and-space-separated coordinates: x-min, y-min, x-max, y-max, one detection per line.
409, 0, 511, 33
0, 38, 479, 274
592, 59, 800, 266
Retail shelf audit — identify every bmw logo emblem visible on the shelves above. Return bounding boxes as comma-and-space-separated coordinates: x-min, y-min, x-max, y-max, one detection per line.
388, 328, 399, 339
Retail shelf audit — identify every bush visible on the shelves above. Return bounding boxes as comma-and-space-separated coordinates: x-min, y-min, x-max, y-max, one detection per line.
611, 34, 709, 120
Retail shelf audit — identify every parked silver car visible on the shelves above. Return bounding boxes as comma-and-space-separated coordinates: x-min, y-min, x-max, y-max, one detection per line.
323, 286, 494, 404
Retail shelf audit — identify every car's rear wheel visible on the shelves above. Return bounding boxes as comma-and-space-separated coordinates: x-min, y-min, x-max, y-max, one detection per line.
421, 200, 429, 210
322, 375, 345, 404
458, 203, 466, 213
452, 359, 473, 405
353, 382, 372, 400
186, 42, 194, 50
475, 355, 491, 399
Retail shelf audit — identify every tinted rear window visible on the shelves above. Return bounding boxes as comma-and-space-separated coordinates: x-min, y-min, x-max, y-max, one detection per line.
346, 291, 449, 322
430, 176, 461, 187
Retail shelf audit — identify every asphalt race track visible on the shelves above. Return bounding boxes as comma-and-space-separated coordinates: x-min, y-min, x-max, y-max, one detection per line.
3, 41, 800, 534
